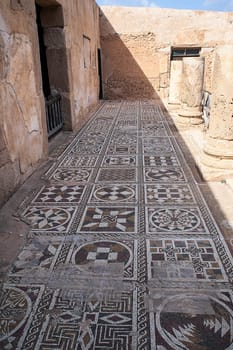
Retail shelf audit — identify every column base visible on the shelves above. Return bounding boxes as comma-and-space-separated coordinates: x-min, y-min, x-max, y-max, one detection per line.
167, 103, 181, 116
202, 137, 233, 169
177, 108, 203, 125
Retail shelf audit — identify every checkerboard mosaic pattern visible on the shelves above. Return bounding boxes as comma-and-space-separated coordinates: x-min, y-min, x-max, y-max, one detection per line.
1, 101, 233, 350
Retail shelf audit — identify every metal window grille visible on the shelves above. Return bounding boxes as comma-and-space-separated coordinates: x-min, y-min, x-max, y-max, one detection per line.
45, 94, 63, 138
171, 47, 201, 60
201, 90, 211, 127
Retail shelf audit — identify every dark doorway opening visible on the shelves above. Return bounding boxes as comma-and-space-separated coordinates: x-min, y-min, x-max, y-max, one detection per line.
35, 2, 64, 138
36, 4, 50, 98
98, 48, 103, 99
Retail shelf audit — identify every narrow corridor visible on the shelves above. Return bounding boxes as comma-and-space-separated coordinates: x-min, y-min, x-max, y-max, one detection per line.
0, 101, 233, 350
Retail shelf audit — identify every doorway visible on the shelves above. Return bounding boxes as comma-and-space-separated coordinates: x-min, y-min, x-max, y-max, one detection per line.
35, 1, 72, 137
36, 4, 50, 99
169, 47, 201, 105
98, 48, 103, 99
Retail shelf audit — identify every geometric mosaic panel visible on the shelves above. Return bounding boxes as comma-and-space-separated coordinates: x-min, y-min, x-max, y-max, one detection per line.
89, 184, 137, 203
97, 168, 136, 182
147, 207, 206, 233
78, 207, 137, 233
35, 289, 135, 350
144, 167, 186, 182
102, 155, 136, 167
144, 155, 179, 167
0, 284, 44, 350
23, 206, 76, 232
33, 185, 85, 204
59, 155, 97, 167
9, 238, 137, 281
0, 286, 136, 349
147, 239, 227, 281
142, 137, 174, 154
10, 240, 61, 275
149, 291, 233, 350
145, 184, 195, 205
69, 143, 103, 155
50, 168, 93, 183
72, 239, 137, 279
142, 127, 167, 138
2, 100, 233, 350
110, 133, 137, 146
106, 144, 137, 155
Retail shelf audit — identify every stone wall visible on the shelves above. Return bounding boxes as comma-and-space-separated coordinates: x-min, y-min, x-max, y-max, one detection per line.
100, 6, 233, 100
42, 0, 100, 130
0, 0, 100, 207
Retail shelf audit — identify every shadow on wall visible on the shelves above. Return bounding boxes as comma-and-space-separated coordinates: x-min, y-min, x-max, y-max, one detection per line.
100, 12, 163, 101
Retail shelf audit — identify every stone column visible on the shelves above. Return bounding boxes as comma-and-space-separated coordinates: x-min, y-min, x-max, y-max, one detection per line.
178, 57, 205, 125
168, 60, 183, 107
202, 45, 233, 169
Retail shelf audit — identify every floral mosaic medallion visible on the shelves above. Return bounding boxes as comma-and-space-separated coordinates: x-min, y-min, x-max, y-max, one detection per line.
147, 208, 206, 233
23, 206, 76, 232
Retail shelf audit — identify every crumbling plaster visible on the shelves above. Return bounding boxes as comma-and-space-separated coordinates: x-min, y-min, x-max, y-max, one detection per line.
0, 2, 47, 206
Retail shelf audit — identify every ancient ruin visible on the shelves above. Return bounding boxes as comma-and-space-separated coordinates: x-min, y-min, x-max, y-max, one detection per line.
0, 1, 233, 349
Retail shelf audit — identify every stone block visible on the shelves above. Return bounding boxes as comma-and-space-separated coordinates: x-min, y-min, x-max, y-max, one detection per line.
46, 48, 70, 92
61, 94, 73, 131
181, 57, 205, 107
169, 60, 183, 104
40, 5, 64, 28
43, 27, 65, 49
159, 72, 169, 88
159, 54, 169, 73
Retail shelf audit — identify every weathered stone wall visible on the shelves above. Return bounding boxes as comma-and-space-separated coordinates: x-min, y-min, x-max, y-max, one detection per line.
100, 6, 233, 100
44, 0, 100, 130
0, 0, 100, 207
0, 1, 48, 206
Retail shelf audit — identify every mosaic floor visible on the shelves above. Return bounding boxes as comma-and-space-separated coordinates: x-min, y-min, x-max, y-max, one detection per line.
1, 101, 233, 350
